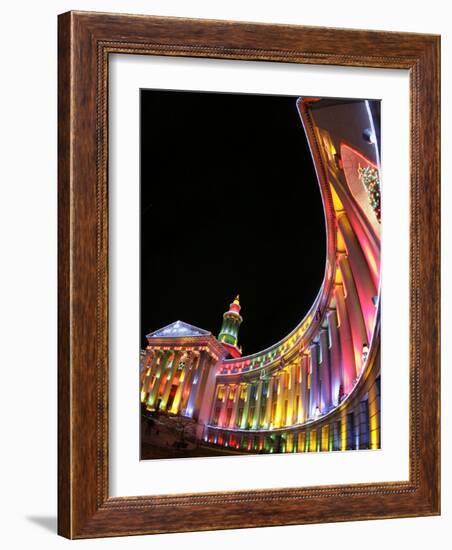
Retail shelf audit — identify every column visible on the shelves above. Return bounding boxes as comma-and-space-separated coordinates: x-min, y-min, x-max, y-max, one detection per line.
353, 407, 360, 450
309, 343, 320, 418
159, 351, 183, 411
196, 356, 221, 438
146, 350, 171, 409
286, 364, 297, 426
229, 385, 241, 428
332, 420, 341, 451
297, 360, 304, 423
180, 352, 200, 413
335, 283, 356, 395
294, 362, 301, 424
319, 328, 332, 411
300, 354, 309, 423
140, 350, 153, 387
169, 366, 184, 413
142, 371, 155, 403
252, 380, 264, 429
170, 352, 194, 414
264, 377, 274, 429
186, 352, 208, 418
208, 384, 222, 425
368, 377, 381, 449
338, 253, 368, 375
240, 384, 252, 429
338, 214, 378, 340
218, 384, 230, 427
143, 349, 159, 402
140, 351, 154, 403
321, 425, 329, 452
309, 429, 317, 452
358, 399, 370, 449
341, 411, 348, 450
193, 354, 212, 419
326, 308, 342, 406
298, 431, 306, 453
274, 371, 287, 427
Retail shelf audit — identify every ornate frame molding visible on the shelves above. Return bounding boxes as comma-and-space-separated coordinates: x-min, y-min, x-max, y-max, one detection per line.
58, 11, 440, 538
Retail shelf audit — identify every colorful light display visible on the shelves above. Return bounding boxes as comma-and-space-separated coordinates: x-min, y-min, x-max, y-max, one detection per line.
140, 97, 381, 456
217, 295, 243, 358
359, 165, 381, 222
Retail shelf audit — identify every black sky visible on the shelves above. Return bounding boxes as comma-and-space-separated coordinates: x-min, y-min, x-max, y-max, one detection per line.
140, 90, 325, 354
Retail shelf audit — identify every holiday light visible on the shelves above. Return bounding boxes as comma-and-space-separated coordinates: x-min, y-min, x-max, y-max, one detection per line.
140, 97, 381, 457
358, 164, 381, 222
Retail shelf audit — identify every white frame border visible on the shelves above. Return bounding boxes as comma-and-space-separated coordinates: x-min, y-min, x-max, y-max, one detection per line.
109, 54, 410, 497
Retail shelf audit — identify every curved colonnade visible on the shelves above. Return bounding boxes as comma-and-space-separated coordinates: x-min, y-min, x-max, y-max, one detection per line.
140, 97, 381, 454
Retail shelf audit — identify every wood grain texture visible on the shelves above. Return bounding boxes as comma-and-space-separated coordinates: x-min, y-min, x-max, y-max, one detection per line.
57, 10, 440, 539
57, 10, 72, 538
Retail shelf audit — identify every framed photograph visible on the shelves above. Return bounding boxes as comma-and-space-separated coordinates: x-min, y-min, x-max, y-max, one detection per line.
58, 11, 440, 538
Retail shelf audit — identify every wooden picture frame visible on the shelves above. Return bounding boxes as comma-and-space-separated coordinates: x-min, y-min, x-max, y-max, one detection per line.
58, 10, 440, 538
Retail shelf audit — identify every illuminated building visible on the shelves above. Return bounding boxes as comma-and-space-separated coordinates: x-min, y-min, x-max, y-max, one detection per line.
140, 97, 381, 454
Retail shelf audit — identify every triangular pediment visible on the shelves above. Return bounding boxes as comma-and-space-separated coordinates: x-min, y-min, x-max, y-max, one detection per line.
146, 320, 211, 339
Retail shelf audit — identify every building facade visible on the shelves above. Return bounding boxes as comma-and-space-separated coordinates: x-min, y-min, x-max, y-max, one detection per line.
140, 97, 381, 454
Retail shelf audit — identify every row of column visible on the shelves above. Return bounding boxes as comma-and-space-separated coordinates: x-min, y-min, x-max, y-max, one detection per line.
205, 375, 380, 453
334, 212, 378, 394
210, 362, 307, 431
140, 349, 216, 421
209, 213, 377, 430
211, 308, 341, 431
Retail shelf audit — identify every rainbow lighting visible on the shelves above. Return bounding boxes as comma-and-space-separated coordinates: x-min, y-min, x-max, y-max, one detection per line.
217, 295, 243, 358
140, 97, 381, 454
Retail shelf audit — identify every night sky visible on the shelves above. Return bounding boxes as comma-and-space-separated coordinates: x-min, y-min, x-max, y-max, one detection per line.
140, 90, 325, 354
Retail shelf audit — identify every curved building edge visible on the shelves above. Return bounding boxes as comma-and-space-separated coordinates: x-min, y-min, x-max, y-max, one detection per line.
140, 97, 382, 454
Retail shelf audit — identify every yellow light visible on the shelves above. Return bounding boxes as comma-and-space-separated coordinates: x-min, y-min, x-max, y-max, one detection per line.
341, 414, 347, 450
310, 430, 317, 452
286, 433, 293, 453
330, 185, 345, 212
